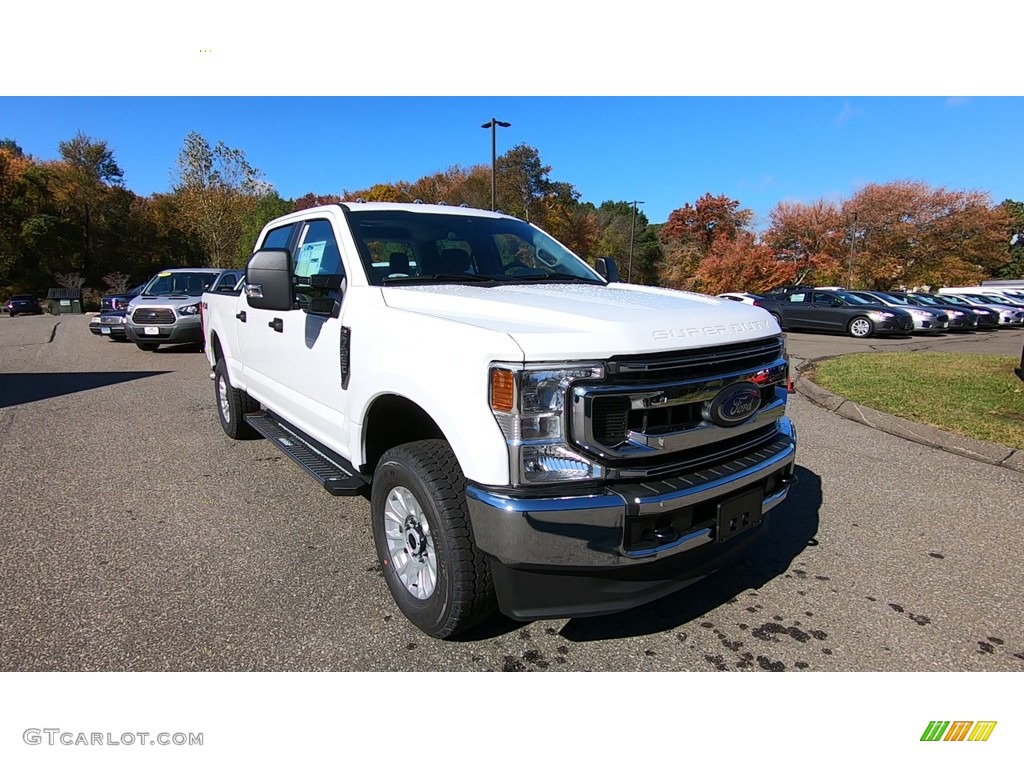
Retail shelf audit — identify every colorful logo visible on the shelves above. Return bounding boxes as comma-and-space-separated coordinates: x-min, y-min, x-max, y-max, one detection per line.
920, 721, 997, 742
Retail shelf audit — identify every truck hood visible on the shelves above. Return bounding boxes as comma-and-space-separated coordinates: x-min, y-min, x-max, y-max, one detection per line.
381, 282, 780, 359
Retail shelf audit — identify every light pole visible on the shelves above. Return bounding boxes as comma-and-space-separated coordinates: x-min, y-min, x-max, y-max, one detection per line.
847, 211, 858, 289
481, 118, 511, 211
628, 200, 645, 283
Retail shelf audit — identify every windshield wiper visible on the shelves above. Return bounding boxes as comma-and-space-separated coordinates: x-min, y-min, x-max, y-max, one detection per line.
382, 273, 500, 286
498, 273, 604, 285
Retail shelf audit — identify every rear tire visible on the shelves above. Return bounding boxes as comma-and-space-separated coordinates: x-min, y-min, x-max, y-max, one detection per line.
215, 358, 259, 439
135, 342, 160, 351
848, 316, 874, 338
371, 440, 497, 638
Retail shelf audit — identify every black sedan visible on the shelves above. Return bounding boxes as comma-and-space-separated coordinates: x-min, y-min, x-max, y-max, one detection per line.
4, 295, 43, 316
755, 288, 914, 338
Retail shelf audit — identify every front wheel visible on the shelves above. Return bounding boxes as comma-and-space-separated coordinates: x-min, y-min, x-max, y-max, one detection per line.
848, 316, 874, 338
371, 440, 496, 638
769, 311, 784, 330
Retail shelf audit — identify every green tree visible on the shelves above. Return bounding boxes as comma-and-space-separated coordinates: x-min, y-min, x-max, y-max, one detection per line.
50, 131, 124, 280
995, 199, 1024, 279
172, 131, 269, 268
237, 192, 295, 263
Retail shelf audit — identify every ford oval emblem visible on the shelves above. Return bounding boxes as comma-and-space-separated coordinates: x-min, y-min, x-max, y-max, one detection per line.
705, 382, 761, 427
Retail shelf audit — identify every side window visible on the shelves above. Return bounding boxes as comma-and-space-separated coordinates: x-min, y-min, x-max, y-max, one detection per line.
262, 223, 295, 251
787, 292, 807, 303
813, 292, 833, 305
294, 219, 345, 280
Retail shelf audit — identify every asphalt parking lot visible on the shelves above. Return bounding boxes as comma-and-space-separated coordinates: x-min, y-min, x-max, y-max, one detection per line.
2, 313, 1023, 671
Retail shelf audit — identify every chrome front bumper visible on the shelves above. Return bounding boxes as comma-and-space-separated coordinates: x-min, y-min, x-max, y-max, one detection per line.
466, 418, 797, 569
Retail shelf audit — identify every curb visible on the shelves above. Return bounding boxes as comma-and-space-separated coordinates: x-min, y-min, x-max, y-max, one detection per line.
790, 358, 1024, 474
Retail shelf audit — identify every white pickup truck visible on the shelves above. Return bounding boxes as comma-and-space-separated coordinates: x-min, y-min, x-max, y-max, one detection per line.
201, 202, 797, 638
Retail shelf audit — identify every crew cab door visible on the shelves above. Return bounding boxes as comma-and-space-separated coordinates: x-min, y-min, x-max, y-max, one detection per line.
240, 216, 353, 459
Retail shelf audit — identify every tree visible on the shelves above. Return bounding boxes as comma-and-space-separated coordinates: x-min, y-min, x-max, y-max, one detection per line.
995, 199, 1024, 279
50, 131, 124, 280
55, 271, 86, 292
843, 182, 1009, 289
102, 271, 132, 294
659, 194, 753, 291
763, 200, 845, 286
172, 132, 270, 268
694, 232, 796, 295
237, 191, 295, 263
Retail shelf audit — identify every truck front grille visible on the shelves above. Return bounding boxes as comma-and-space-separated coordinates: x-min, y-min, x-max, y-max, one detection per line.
132, 308, 175, 324
570, 336, 788, 474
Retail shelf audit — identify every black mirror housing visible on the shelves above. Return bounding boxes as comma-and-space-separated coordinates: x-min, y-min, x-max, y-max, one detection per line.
595, 257, 620, 283
246, 249, 293, 311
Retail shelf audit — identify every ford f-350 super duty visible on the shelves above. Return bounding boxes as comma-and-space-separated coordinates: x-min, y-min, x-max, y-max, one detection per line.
202, 203, 797, 638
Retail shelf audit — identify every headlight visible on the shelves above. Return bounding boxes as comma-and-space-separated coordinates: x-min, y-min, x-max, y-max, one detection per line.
178, 303, 201, 316
489, 363, 604, 485
868, 311, 896, 320
909, 309, 929, 318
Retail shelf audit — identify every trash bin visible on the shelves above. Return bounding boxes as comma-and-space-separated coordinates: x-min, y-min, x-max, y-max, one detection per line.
46, 288, 83, 315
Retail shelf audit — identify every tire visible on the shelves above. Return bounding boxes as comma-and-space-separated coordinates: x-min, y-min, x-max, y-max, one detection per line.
214, 358, 259, 439
848, 316, 874, 338
371, 440, 497, 638
135, 342, 160, 351
769, 312, 784, 330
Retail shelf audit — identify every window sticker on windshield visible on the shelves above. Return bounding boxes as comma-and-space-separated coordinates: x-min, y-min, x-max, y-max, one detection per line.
295, 241, 327, 278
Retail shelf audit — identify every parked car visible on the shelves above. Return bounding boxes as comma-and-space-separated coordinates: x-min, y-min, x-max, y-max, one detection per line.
5, 295, 43, 316
755, 288, 914, 338
716, 292, 763, 305
1016, 343, 1024, 383
929, 293, 1024, 327
88, 284, 145, 341
840, 290, 949, 334
887, 292, 979, 331
125, 269, 243, 351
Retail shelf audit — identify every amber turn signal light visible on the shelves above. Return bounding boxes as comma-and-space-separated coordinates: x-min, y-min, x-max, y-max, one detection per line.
490, 368, 515, 412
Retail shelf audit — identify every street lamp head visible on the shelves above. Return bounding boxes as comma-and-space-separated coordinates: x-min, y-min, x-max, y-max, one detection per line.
481, 119, 512, 129
496, 120, 511, 128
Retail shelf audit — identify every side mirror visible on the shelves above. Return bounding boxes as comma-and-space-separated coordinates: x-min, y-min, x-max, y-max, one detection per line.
594, 257, 620, 282
305, 297, 341, 319
831, 298, 843, 307
246, 248, 293, 311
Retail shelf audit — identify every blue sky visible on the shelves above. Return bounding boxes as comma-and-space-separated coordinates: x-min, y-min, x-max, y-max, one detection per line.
2, 97, 1020, 230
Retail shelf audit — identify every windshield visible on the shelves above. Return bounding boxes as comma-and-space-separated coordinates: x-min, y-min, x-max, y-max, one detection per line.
836, 291, 874, 305
968, 294, 1015, 305
346, 210, 605, 287
937, 295, 973, 306
142, 272, 216, 297
880, 293, 912, 305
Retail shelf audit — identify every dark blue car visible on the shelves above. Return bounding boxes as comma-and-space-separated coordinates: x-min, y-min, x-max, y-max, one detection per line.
89, 284, 145, 341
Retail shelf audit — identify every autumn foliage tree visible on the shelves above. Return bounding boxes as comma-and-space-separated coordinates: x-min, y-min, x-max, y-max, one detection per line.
658, 194, 753, 291
694, 233, 796, 295
842, 181, 1010, 289
763, 200, 845, 286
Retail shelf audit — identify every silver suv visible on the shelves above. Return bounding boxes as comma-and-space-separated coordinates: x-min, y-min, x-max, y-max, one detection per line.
126, 268, 242, 351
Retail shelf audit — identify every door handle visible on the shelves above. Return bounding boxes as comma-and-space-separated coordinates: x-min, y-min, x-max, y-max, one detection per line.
269, 318, 284, 333
235, 311, 246, 322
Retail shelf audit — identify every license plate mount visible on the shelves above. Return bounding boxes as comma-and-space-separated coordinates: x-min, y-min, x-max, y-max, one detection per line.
716, 487, 764, 543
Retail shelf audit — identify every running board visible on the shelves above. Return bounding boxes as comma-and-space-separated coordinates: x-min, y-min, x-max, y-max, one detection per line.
244, 411, 369, 496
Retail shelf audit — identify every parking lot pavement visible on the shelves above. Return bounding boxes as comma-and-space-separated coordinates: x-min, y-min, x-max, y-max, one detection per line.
1, 314, 1023, 671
